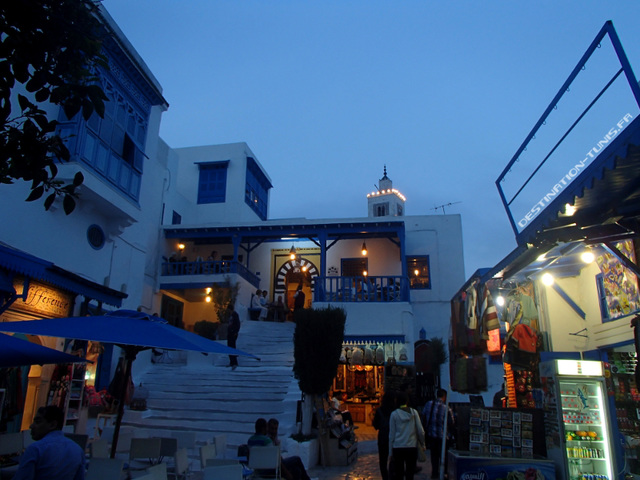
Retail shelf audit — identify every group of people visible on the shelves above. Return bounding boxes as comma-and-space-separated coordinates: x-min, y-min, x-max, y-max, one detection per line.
373, 388, 455, 480
247, 417, 313, 480
251, 288, 290, 322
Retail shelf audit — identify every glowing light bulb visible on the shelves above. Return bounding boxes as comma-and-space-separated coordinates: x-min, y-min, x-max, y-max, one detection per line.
581, 251, 595, 264
496, 296, 505, 307
541, 273, 554, 286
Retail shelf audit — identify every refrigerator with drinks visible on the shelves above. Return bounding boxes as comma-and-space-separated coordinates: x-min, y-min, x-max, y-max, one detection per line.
540, 360, 616, 480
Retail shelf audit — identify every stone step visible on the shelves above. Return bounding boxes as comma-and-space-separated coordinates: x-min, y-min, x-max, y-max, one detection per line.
122, 320, 301, 463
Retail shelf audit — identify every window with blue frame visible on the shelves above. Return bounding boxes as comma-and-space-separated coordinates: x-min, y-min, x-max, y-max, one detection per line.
407, 255, 431, 289
197, 161, 228, 204
245, 157, 271, 220
63, 80, 148, 202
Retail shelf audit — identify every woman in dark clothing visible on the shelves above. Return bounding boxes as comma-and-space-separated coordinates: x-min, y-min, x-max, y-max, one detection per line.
373, 391, 396, 480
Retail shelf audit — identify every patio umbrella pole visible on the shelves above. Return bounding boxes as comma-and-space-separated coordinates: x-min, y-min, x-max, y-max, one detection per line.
110, 347, 138, 458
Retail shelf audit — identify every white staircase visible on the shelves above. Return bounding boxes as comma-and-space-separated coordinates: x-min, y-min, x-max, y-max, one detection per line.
121, 320, 300, 459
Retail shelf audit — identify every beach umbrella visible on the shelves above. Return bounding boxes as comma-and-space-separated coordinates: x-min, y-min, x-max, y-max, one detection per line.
0, 310, 259, 456
0, 333, 89, 368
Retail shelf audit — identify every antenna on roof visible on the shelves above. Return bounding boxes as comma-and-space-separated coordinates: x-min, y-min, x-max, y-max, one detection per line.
431, 201, 461, 214
373, 184, 379, 191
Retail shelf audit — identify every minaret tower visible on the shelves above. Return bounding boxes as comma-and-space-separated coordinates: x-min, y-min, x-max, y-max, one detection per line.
367, 166, 406, 218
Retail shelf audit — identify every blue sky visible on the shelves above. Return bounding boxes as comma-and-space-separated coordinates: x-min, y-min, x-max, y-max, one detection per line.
102, 1, 640, 278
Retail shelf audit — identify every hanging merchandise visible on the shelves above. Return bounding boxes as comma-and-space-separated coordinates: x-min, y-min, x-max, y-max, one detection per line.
385, 343, 395, 363
479, 286, 500, 338
375, 344, 385, 365
350, 347, 363, 366
364, 345, 375, 365
339, 347, 347, 363
398, 346, 408, 362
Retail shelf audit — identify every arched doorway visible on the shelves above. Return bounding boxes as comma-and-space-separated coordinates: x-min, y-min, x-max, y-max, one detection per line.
274, 258, 319, 311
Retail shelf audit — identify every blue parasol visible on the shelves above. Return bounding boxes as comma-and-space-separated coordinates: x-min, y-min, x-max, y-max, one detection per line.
0, 310, 259, 456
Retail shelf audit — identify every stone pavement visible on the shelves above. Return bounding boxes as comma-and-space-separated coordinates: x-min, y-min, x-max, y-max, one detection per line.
307, 440, 434, 480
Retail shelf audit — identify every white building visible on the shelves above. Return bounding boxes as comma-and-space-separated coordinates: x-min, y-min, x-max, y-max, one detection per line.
0, 3, 465, 434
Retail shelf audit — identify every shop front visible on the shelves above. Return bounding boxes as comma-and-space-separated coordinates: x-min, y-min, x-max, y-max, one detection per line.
331, 335, 408, 426
448, 21, 640, 480
0, 244, 126, 435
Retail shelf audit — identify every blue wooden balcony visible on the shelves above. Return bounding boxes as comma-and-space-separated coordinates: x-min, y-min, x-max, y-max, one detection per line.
160, 260, 260, 288
313, 275, 409, 303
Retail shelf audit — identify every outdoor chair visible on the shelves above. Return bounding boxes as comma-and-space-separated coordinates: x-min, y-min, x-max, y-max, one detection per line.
128, 437, 162, 470
203, 463, 243, 480
248, 445, 280, 479
89, 438, 109, 458
142, 462, 168, 480
200, 443, 217, 469
85, 458, 124, 480
0, 432, 23, 456
168, 447, 192, 480
157, 436, 178, 463
214, 433, 227, 458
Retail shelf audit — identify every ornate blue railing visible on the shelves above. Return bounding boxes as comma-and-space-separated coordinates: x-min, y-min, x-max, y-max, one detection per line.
313, 275, 409, 303
161, 260, 260, 288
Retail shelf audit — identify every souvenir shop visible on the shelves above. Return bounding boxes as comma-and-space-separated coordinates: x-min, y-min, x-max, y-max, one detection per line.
332, 335, 409, 426
448, 235, 640, 480
0, 245, 125, 435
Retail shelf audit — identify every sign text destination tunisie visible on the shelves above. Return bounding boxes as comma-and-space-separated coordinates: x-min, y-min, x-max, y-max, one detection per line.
518, 113, 634, 229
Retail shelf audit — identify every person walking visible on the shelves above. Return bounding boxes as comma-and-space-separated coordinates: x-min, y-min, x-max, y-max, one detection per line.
422, 388, 455, 479
388, 391, 424, 480
373, 391, 395, 480
13, 405, 85, 480
226, 303, 241, 368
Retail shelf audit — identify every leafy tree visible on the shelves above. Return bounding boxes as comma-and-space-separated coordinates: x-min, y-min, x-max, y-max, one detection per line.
293, 306, 346, 435
1, 0, 109, 214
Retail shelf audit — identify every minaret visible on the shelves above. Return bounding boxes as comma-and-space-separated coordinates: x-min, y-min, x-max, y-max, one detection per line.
367, 166, 406, 218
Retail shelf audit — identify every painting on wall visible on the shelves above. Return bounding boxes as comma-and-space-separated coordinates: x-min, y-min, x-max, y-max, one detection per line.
596, 240, 640, 320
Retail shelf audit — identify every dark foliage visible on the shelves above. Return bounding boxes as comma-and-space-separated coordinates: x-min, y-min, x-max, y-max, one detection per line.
0, 0, 109, 213
193, 320, 219, 340
293, 307, 346, 395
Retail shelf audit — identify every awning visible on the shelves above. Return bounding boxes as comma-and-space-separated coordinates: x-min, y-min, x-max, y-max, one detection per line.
343, 334, 405, 345
517, 120, 640, 247
0, 243, 127, 307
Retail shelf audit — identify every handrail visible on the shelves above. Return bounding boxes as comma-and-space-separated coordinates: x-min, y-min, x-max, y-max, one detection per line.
313, 275, 409, 303
161, 260, 260, 287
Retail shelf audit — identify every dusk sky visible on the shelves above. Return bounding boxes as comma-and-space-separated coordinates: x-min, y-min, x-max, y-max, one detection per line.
102, 1, 640, 278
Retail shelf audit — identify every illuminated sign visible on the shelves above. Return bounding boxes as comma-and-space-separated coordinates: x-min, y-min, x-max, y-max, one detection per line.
13, 279, 73, 317
518, 113, 634, 229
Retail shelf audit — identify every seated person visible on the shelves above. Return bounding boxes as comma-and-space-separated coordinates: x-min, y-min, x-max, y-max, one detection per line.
248, 418, 272, 447
267, 418, 312, 480
13, 405, 85, 480
251, 289, 268, 321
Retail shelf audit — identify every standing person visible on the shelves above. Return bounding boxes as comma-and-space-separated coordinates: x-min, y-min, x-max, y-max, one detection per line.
389, 391, 424, 480
373, 391, 396, 480
13, 405, 85, 480
422, 388, 455, 479
226, 303, 241, 368
293, 284, 305, 311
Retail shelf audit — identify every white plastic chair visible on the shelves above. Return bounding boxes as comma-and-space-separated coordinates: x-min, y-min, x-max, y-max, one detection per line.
90, 438, 109, 458
214, 433, 227, 458
144, 462, 168, 480
203, 463, 243, 480
248, 445, 280, 479
168, 447, 192, 480
128, 437, 162, 470
86, 458, 124, 480
200, 443, 217, 469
